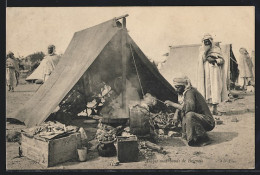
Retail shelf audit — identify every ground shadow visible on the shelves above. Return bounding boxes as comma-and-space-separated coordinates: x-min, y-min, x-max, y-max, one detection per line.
207, 131, 238, 145
6, 118, 25, 125
10, 90, 37, 93
228, 92, 254, 102
235, 92, 254, 97
157, 137, 186, 147
221, 109, 255, 116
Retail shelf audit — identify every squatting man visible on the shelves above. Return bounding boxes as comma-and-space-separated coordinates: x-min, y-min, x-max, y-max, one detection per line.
165, 75, 215, 146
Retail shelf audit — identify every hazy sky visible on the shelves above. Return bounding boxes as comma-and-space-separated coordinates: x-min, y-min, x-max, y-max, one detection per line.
6, 7, 254, 62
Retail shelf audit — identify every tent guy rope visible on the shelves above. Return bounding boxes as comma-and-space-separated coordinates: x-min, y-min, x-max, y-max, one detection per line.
129, 43, 145, 97
129, 43, 166, 105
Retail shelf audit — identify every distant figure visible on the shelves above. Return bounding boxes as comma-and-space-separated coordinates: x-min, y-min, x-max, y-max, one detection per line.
165, 75, 215, 146
197, 34, 228, 115
6, 52, 20, 92
237, 48, 254, 90
251, 50, 255, 84
42, 45, 60, 82
251, 50, 255, 71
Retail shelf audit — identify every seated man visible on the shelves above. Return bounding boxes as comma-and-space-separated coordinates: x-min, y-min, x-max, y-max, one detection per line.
165, 75, 215, 146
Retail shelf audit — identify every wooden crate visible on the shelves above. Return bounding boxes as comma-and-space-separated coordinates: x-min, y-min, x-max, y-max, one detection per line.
21, 132, 81, 167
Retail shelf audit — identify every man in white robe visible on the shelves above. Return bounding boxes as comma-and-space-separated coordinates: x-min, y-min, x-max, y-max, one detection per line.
42, 45, 60, 82
237, 48, 254, 90
196, 34, 228, 115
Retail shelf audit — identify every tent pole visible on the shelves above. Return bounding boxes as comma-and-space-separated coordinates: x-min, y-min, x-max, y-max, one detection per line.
121, 17, 127, 117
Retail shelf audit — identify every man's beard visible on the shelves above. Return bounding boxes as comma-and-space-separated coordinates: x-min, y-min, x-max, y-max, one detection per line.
203, 45, 211, 52
178, 92, 184, 95
177, 89, 185, 95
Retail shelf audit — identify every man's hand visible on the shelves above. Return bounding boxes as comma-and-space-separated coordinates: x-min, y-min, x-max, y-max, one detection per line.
165, 101, 184, 110
207, 56, 217, 65
164, 100, 174, 107
165, 100, 180, 109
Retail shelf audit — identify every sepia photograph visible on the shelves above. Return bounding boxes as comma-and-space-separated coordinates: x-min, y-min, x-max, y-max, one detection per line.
6, 6, 255, 170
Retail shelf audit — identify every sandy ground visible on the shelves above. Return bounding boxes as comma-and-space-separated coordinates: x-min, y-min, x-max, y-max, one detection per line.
6, 81, 255, 170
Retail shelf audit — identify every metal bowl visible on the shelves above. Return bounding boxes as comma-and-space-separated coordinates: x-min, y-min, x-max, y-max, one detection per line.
98, 138, 117, 144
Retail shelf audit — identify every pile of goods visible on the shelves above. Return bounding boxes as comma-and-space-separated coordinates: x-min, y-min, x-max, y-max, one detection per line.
129, 93, 181, 138
121, 127, 133, 137
150, 112, 181, 137
95, 121, 125, 157
22, 121, 79, 140
20, 121, 85, 167
95, 120, 127, 142
151, 112, 179, 130
96, 122, 117, 143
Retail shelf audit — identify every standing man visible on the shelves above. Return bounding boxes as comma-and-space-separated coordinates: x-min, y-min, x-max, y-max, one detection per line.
165, 75, 215, 146
6, 51, 20, 92
42, 44, 60, 82
237, 48, 254, 90
196, 34, 228, 115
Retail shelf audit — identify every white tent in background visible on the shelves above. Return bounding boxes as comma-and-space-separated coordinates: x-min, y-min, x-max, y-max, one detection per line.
26, 56, 61, 83
25, 61, 45, 83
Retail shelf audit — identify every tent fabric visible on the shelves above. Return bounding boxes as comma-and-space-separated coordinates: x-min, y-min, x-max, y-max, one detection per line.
159, 44, 238, 90
127, 35, 177, 97
230, 47, 239, 83
9, 19, 121, 127
9, 18, 177, 127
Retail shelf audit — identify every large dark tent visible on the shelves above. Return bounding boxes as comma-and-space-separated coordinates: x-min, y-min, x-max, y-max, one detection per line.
8, 15, 177, 127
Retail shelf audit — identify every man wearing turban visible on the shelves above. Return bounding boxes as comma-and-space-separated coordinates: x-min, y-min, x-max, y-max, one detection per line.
165, 75, 215, 146
42, 44, 60, 82
196, 34, 228, 115
6, 51, 20, 92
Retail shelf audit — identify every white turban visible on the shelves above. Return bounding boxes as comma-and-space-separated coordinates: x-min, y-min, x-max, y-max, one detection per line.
172, 74, 192, 89
202, 33, 213, 42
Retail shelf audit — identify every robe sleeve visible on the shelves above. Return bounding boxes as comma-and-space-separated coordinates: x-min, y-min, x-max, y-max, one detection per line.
183, 91, 196, 114
199, 46, 207, 63
209, 45, 224, 65
14, 60, 20, 73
